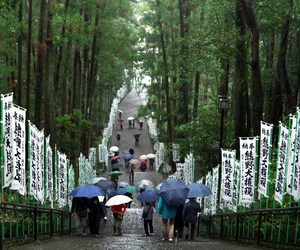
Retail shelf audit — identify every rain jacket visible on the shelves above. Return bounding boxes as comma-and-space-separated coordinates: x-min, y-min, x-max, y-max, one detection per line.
182, 199, 200, 224
157, 196, 176, 219
111, 204, 126, 215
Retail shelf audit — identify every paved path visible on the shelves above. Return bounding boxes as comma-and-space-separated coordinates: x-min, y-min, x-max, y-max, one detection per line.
6, 89, 269, 250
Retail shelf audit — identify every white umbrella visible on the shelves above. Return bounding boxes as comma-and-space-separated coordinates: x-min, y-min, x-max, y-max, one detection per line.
119, 181, 129, 188
147, 153, 156, 159
139, 179, 153, 189
105, 195, 132, 206
118, 110, 123, 113
129, 159, 140, 165
109, 146, 119, 152
139, 155, 148, 160
127, 117, 135, 120
89, 177, 107, 184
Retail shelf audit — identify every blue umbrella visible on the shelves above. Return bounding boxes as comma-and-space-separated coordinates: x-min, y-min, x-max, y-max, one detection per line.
158, 178, 189, 207
117, 188, 127, 195
137, 189, 159, 203
187, 183, 212, 198
123, 153, 133, 160
94, 179, 115, 191
69, 185, 105, 198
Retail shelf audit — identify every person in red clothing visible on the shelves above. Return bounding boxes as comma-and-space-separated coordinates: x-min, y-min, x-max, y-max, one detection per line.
111, 203, 126, 236
139, 159, 148, 172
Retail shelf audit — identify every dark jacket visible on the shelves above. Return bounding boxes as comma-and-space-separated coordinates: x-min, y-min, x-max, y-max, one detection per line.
71, 197, 88, 214
182, 199, 200, 224
88, 198, 106, 221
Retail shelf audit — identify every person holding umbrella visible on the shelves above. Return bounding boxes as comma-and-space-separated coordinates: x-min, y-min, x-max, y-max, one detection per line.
87, 197, 106, 237
71, 197, 89, 236
182, 197, 201, 240
110, 203, 127, 236
157, 196, 177, 242
134, 132, 141, 146
141, 202, 156, 236
116, 131, 121, 145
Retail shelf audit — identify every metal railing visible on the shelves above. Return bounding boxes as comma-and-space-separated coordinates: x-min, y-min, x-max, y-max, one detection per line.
197, 206, 300, 249
0, 201, 74, 249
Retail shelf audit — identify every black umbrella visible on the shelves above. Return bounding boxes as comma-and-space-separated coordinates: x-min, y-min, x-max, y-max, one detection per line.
95, 179, 115, 191
158, 178, 189, 207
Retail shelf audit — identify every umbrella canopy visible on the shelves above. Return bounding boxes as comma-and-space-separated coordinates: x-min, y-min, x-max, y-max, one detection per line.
139, 179, 153, 189
95, 179, 115, 191
158, 178, 189, 207
147, 153, 156, 159
139, 155, 148, 160
118, 181, 129, 188
129, 159, 140, 165
125, 185, 139, 194
137, 189, 159, 203
123, 154, 133, 160
127, 117, 135, 120
187, 183, 213, 198
109, 171, 123, 176
89, 177, 107, 184
118, 110, 123, 113
106, 195, 132, 206
109, 146, 119, 152
117, 188, 127, 195
69, 185, 105, 198
156, 183, 162, 190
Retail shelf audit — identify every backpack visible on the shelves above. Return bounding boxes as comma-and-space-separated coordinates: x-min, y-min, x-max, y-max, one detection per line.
140, 161, 147, 170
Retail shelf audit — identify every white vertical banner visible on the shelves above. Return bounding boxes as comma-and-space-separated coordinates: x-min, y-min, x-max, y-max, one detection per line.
57, 151, 67, 208
10, 104, 26, 195
172, 144, 180, 162
232, 160, 240, 212
286, 115, 297, 194
221, 149, 236, 202
274, 123, 289, 205
239, 137, 257, 204
45, 136, 53, 204
79, 153, 86, 186
258, 121, 273, 197
89, 147, 96, 168
204, 171, 212, 215
1, 93, 14, 188
68, 165, 75, 209
292, 108, 300, 201
98, 144, 104, 163
38, 129, 45, 203
28, 122, 40, 200
211, 166, 219, 215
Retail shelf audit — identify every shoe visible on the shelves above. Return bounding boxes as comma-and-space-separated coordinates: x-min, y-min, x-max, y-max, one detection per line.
113, 232, 118, 236
149, 233, 153, 236
169, 238, 173, 242
82, 232, 86, 236
104, 216, 107, 222
144, 234, 149, 236
95, 234, 99, 237
162, 238, 166, 241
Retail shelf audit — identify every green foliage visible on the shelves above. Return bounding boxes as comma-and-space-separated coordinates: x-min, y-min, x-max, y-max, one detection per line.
55, 109, 93, 157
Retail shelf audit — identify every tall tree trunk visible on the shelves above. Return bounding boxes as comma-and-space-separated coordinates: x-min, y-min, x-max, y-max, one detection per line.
240, 0, 263, 136
17, 0, 23, 106
276, 0, 294, 115
178, 0, 190, 124
193, 71, 200, 117
234, 0, 249, 149
35, 0, 47, 129
26, 0, 32, 119
44, 0, 55, 146
54, 0, 69, 100
156, 0, 174, 170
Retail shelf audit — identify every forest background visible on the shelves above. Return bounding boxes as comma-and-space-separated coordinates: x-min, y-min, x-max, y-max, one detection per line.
0, 0, 299, 180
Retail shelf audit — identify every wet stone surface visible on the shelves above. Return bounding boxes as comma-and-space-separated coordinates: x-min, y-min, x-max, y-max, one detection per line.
5, 90, 270, 250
